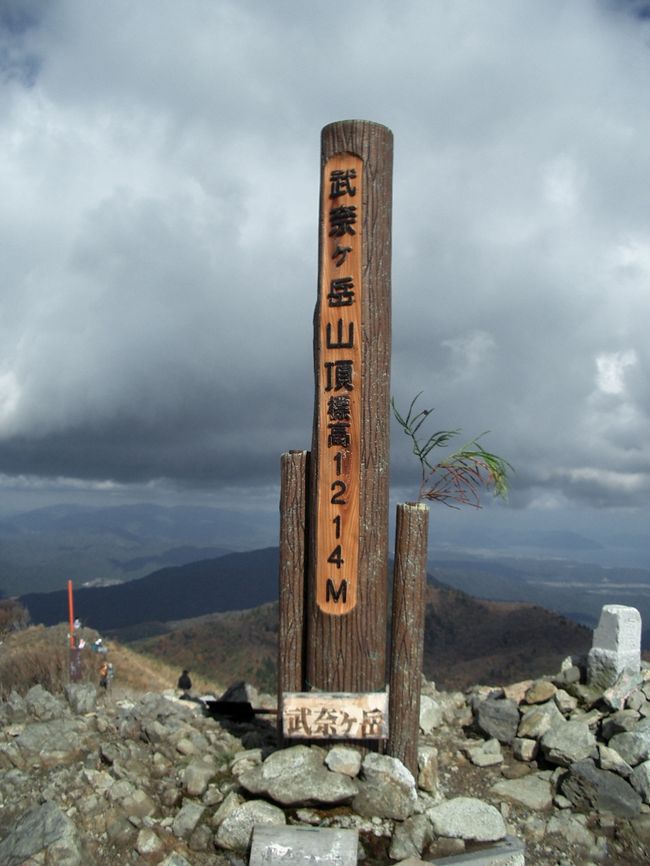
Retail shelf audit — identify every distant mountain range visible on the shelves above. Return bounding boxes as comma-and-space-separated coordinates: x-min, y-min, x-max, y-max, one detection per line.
20, 547, 279, 632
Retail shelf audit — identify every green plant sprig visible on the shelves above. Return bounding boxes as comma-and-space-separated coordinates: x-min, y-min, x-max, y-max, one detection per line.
392, 392, 513, 508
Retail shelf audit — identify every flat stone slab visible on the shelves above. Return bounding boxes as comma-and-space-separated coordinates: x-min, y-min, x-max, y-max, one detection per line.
250, 826, 358, 866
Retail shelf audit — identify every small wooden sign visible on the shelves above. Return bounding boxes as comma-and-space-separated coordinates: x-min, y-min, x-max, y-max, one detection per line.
282, 690, 388, 740
315, 153, 363, 615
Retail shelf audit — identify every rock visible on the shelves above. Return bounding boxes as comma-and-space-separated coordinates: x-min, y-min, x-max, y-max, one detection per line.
601, 709, 641, 740
491, 774, 553, 810
608, 730, 650, 766
547, 812, 596, 849
540, 720, 596, 767
517, 700, 564, 739
524, 680, 557, 704
388, 813, 432, 860
325, 745, 362, 777
419, 695, 443, 733
554, 689, 578, 714
240, 745, 358, 806
172, 800, 206, 839
136, 827, 164, 855
475, 698, 520, 744
417, 746, 439, 796
353, 753, 417, 820
64, 683, 97, 714
184, 756, 217, 796
512, 737, 538, 762
15, 718, 97, 768
24, 684, 67, 721
212, 790, 244, 827
630, 760, 650, 803
503, 680, 534, 704
587, 605, 641, 691
215, 800, 286, 852
603, 669, 645, 711
561, 759, 642, 817
427, 797, 506, 842
0, 801, 81, 866
462, 738, 503, 767
598, 743, 633, 778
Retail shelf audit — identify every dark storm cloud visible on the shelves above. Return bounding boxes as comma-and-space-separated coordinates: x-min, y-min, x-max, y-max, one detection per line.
1, 0, 650, 521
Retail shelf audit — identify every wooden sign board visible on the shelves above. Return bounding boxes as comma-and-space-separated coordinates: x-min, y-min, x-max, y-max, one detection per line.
315, 154, 363, 615
282, 691, 388, 740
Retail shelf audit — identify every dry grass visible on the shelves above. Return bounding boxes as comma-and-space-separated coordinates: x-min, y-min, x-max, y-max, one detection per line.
0, 621, 225, 699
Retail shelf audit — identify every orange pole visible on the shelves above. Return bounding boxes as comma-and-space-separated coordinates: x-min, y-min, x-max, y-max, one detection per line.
67, 580, 75, 649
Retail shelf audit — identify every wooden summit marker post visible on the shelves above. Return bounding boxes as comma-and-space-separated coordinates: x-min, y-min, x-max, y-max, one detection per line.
279, 120, 428, 769
308, 121, 392, 697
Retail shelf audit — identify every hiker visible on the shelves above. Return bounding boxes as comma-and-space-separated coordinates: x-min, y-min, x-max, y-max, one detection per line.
98, 660, 109, 690
177, 669, 192, 698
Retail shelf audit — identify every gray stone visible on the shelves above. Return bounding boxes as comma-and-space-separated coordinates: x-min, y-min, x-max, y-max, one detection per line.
172, 800, 206, 838
608, 730, 650, 766
136, 827, 164, 855
419, 695, 444, 733
427, 797, 506, 842
353, 752, 417, 820
598, 743, 633, 778
212, 790, 244, 827
240, 745, 358, 806
325, 745, 362, 777
540, 720, 596, 767
216, 799, 286, 852
64, 682, 97, 714
24, 684, 66, 720
512, 737, 538, 762
463, 738, 503, 767
524, 680, 557, 704
554, 689, 578, 714
475, 699, 520, 745
630, 760, 650, 803
491, 774, 553, 810
587, 605, 641, 690
184, 756, 217, 796
561, 759, 642, 817
601, 708, 641, 740
160, 855, 193, 866
0, 801, 81, 866
15, 718, 97, 767
547, 813, 595, 849
250, 825, 358, 866
517, 700, 564, 739
417, 745, 440, 796
602, 669, 644, 710
389, 813, 433, 860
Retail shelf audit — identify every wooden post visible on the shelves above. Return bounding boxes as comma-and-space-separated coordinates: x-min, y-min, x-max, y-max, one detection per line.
387, 502, 429, 776
306, 120, 393, 693
278, 450, 309, 734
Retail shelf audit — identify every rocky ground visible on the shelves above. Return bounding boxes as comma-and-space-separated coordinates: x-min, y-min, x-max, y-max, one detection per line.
0, 658, 649, 866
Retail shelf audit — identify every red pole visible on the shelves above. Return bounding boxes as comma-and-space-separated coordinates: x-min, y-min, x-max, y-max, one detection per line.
67, 580, 75, 649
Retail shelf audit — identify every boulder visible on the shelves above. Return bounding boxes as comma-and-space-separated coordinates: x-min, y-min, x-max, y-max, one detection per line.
475, 698, 520, 744
353, 753, 417, 820
524, 680, 557, 704
427, 797, 506, 842
419, 695, 443, 733
325, 745, 362, 777
64, 683, 97, 714
517, 700, 564, 739
215, 800, 286, 852
630, 760, 650, 803
24, 685, 66, 721
540, 720, 596, 767
0, 801, 81, 866
491, 773, 553, 810
561, 759, 642, 817
608, 730, 650, 766
239, 745, 358, 806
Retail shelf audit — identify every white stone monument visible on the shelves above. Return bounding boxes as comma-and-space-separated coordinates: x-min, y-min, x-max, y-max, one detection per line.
587, 604, 641, 691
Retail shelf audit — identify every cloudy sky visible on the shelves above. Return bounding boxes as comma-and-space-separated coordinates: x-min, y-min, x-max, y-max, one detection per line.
1, 0, 650, 550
